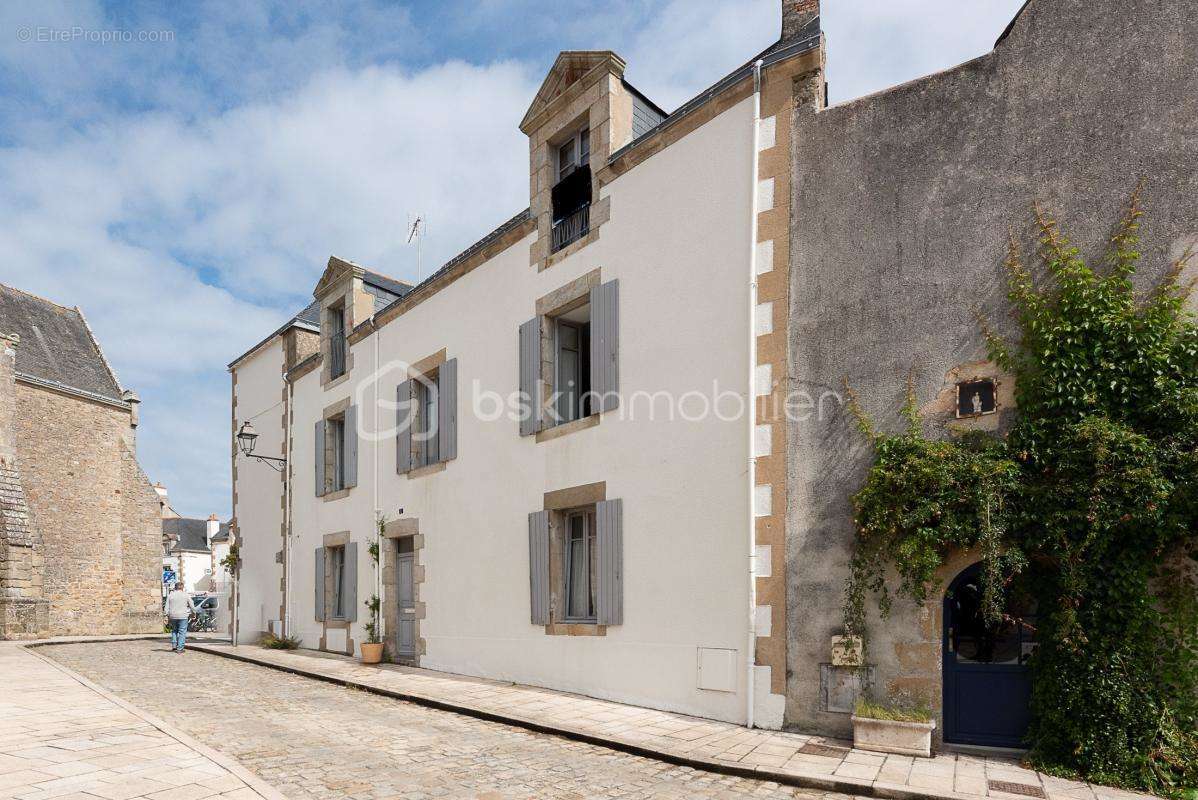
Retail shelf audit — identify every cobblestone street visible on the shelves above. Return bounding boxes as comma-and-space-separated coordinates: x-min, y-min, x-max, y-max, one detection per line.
43, 641, 844, 800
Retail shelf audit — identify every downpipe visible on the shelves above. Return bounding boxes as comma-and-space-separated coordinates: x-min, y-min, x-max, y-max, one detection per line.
745, 58, 763, 730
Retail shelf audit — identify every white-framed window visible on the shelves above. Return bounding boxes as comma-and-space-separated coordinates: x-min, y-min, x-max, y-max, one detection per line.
556, 126, 590, 182
414, 374, 440, 467
329, 545, 347, 619
331, 415, 346, 491
553, 310, 592, 425
563, 509, 597, 622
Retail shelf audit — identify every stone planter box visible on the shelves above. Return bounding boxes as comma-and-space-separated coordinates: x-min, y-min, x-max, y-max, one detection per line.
851, 715, 936, 757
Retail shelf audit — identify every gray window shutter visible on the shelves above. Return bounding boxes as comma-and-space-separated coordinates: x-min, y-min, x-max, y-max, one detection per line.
344, 541, 358, 622
590, 279, 619, 413
314, 547, 326, 621
596, 498, 623, 625
314, 420, 326, 497
437, 359, 458, 462
519, 318, 542, 436
344, 406, 358, 488
397, 380, 413, 473
528, 510, 550, 625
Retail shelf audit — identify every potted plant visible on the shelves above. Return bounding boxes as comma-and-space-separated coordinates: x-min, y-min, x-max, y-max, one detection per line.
852, 697, 936, 757
360, 594, 383, 664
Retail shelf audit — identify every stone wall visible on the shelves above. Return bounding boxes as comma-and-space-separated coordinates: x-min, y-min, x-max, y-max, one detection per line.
785, 0, 1198, 736
0, 334, 49, 638
12, 381, 161, 635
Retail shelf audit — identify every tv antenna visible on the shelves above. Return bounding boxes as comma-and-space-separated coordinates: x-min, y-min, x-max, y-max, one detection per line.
406, 215, 425, 277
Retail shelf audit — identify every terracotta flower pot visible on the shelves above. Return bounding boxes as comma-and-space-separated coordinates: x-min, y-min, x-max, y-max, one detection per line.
360, 642, 384, 664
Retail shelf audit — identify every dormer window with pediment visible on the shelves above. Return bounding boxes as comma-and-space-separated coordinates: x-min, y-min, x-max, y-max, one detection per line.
552, 125, 592, 252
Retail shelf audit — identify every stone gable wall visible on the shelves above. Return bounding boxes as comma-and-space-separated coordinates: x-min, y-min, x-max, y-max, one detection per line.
13, 381, 161, 635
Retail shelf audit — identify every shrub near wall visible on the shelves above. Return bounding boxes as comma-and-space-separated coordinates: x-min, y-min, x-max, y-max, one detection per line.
845, 193, 1198, 797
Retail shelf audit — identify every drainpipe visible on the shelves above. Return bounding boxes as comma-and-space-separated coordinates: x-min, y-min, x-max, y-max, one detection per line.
745, 58, 764, 730
373, 322, 383, 643
283, 377, 294, 638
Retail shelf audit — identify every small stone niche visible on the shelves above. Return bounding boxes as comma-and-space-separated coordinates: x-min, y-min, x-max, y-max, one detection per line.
956, 378, 997, 418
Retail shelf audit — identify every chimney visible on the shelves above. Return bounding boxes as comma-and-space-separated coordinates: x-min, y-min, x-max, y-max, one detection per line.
782, 0, 819, 41
206, 514, 220, 547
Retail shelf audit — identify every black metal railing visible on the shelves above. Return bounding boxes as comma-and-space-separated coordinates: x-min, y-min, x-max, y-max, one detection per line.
329, 331, 347, 378
551, 204, 590, 253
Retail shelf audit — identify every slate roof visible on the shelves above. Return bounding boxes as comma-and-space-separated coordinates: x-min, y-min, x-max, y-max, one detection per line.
163, 517, 229, 554
0, 285, 124, 404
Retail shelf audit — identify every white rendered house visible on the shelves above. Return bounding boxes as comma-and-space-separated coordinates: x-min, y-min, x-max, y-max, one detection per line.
230, 0, 823, 728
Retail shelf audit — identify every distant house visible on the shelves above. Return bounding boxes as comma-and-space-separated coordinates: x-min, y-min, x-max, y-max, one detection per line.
162, 512, 231, 594
0, 284, 161, 638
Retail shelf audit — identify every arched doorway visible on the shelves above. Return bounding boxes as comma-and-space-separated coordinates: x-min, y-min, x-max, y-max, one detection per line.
942, 563, 1037, 748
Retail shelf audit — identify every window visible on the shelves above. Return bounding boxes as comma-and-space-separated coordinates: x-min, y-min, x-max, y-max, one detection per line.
328, 305, 347, 379
518, 279, 617, 437
557, 127, 589, 181
414, 375, 440, 467
563, 510, 597, 621
329, 416, 346, 491
329, 545, 347, 619
316, 408, 357, 497
553, 310, 592, 425
397, 359, 458, 474
956, 379, 997, 418
551, 125, 592, 253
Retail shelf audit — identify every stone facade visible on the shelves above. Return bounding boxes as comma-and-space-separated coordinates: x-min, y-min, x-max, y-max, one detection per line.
0, 334, 49, 638
785, 0, 1197, 738
0, 289, 161, 638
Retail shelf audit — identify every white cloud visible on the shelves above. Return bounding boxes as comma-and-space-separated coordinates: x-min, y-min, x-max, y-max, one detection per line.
0, 58, 537, 517
0, 0, 1030, 517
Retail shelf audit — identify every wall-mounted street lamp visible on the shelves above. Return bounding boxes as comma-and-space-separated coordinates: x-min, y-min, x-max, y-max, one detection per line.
236, 421, 287, 472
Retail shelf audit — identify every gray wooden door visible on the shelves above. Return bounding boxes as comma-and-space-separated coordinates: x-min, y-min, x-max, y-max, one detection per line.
396, 552, 417, 658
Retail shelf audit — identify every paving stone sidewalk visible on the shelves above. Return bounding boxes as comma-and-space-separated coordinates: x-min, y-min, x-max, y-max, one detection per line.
0, 641, 277, 800
189, 642, 1155, 800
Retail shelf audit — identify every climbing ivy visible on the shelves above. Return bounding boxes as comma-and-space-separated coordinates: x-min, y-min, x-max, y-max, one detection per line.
844, 190, 1198, 796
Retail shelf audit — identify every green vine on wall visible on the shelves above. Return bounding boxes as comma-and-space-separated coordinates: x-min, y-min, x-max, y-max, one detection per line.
844, 189, 1198, 796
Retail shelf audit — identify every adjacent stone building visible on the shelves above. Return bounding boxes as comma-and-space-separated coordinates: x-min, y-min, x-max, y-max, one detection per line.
786, 0, 1197, 746
0, 285, 162, 638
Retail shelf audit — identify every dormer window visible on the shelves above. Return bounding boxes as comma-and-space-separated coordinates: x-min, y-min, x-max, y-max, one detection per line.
551, 126, 592, 253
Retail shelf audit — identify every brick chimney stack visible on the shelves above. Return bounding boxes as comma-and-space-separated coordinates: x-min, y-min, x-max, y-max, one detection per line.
782, 0, 819, 41
206, 514, 220, 548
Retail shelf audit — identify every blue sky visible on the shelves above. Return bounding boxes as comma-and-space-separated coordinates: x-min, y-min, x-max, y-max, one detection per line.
0, 0, 1025, 518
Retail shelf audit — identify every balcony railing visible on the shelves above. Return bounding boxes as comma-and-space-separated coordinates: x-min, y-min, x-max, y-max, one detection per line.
329, 331, 347, 378
551, 203, 590, 253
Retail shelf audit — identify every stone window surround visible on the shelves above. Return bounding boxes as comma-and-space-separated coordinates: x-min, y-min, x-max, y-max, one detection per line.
533, 268, 604, 443
318, 530, 354, 655
321, 396, 352, 502
541, 481, 607, 637
380, 517, 425, 664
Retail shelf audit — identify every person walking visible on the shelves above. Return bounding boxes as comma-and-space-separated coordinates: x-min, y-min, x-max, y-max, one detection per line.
165, 582, 194, 653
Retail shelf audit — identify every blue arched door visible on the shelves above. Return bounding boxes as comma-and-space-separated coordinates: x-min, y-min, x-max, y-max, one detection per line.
942, 564, 1036, 748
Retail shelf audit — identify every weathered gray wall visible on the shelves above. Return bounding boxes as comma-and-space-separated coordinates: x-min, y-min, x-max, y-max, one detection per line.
786, 0, 1198, 735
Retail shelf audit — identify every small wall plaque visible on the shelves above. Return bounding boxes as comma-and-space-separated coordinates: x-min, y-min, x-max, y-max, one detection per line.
956, 379, 997, 418
831, 635, 863, 667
